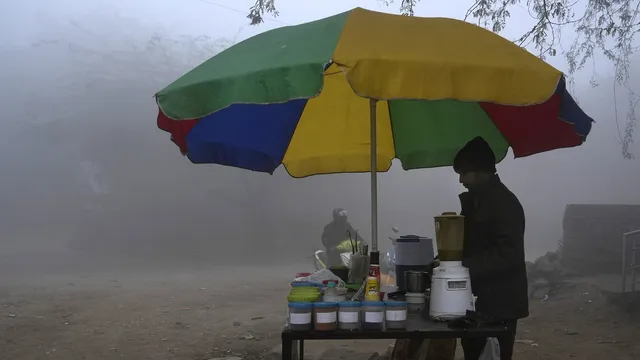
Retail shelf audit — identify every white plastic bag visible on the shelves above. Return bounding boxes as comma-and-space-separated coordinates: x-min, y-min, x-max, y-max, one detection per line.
295, 268, 346, 288
479, 337, 500, 360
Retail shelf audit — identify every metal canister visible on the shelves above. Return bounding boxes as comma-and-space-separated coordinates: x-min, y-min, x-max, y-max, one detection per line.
405, 270, 430, 293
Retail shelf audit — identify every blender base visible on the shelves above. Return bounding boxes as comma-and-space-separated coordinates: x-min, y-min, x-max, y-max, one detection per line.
429, 261, 474, 320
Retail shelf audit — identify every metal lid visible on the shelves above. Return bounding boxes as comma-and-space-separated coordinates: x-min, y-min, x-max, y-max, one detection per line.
396, 235, 431, 243
434, 212, 465, 219
405, 270, 429, 275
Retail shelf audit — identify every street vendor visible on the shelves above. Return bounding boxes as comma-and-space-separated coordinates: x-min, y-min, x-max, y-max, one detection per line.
321, 208, 366, 267
454, 137, 529, 360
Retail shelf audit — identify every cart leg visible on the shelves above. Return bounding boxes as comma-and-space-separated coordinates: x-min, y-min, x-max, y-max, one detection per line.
299, 340, 304, 360
291, 340, 299, 360
281, 335, 294, 360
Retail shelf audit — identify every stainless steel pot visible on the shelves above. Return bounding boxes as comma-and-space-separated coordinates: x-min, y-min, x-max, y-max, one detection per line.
404, 270, 430, 293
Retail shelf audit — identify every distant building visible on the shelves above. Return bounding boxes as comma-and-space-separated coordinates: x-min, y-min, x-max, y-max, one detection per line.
562, 204, 640, 275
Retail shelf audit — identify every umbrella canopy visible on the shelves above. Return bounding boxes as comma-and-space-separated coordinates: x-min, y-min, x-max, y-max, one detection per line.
156, 7, 593, 178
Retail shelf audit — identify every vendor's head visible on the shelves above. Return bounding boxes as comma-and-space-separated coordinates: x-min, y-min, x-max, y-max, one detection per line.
453, 136, 497, 190
332, 208, 348, 223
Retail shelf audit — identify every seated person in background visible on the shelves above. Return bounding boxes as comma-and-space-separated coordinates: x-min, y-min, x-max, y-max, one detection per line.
321, 208, 366, 268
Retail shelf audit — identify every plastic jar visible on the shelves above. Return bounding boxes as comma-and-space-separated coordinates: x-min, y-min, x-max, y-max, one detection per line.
288, 302, 313, 331
313, 302, 338, 331
361, 301, 385, 330
338, 301, 361, 331
385, 301, 408, 329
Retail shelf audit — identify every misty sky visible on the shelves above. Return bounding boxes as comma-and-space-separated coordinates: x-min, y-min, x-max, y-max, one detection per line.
0, 0, 638, 273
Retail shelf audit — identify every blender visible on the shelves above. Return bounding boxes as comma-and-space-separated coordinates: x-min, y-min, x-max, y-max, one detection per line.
429, 212, 475, 320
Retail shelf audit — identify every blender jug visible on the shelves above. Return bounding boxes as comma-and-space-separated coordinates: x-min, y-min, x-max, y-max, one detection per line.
434, 212, 465, 262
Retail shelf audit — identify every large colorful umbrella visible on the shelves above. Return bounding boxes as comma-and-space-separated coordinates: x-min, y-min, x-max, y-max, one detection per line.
155, 7, 594, 251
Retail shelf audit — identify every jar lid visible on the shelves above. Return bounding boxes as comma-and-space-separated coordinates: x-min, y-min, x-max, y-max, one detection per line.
313, 301, 338, 308
361, 301, 385, 307
288, 302, 313, 309
290, 281, 320, 288
385, 301, 408, 306
434, 213, 465, 219
338, 301, 360, 308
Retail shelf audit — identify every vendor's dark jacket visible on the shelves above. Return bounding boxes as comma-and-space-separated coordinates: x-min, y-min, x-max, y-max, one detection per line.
460, 175, 529, 320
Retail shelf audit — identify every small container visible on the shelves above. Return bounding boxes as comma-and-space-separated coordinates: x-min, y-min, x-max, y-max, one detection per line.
324, 282, 347, 302
336, 287, 348, 302
385, 301, 408, 329
288, 302, 313, 331
338, 301, 361, 330
313, 302, 338, 331
380, 285, 398, 301
406, 292, 425, 313
361, 301, 385, 330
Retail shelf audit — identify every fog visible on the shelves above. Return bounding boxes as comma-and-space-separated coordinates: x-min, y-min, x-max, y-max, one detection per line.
1, 0, 639, 277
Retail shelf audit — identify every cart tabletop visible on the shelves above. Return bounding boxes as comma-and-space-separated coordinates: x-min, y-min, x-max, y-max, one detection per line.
282, 314, 511, 340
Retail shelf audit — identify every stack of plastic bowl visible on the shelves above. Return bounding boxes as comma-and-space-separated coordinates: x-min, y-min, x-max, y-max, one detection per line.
287, 281, 321, 302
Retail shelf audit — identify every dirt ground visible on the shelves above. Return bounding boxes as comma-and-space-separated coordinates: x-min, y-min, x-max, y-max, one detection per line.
1, 265, 639, 360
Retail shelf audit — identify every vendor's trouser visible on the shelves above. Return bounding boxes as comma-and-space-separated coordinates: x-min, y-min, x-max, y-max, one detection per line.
461, 320, 517, 360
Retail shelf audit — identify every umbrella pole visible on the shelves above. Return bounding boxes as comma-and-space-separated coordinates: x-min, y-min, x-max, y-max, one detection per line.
369, 99, 379, 252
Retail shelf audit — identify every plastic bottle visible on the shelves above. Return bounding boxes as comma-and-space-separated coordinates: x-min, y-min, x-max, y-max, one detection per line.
365, 252, 381, 301
365, 273, 380, 301
323, 280, 339, 302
